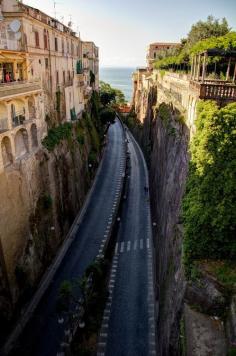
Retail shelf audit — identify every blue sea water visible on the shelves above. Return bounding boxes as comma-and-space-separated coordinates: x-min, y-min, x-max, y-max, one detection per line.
99, 67, 135, 103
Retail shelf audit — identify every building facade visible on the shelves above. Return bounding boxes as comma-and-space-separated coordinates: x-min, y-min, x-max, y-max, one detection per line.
0, 0, 99, 173
146, 42, 180, 70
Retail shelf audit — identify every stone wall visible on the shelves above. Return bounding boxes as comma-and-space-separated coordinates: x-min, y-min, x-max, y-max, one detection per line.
0, 115, 101, 341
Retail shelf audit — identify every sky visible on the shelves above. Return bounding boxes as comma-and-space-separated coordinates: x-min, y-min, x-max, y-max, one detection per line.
23, 0, 236, 67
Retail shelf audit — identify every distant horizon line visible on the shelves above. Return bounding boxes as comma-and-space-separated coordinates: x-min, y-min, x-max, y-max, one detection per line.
100, 65, 144, 69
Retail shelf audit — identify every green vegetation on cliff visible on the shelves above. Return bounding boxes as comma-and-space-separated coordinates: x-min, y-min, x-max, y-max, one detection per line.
183, 101, 236, 276
154, 16, 234, 70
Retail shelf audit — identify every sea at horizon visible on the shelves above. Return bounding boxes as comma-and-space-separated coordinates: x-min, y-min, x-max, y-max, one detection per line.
99, 67, 136, 103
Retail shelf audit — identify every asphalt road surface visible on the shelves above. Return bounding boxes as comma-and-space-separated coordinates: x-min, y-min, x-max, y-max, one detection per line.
97, 129, 156, 356
9, 119, 125, 356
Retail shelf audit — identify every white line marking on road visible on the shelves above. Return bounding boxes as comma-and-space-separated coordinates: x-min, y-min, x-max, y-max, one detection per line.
134, 240, 137, 250
101, 324, 108, 329
127, 241, 131, 251
115, 242, 118, 255
120, 242, 124, 253
100, 333, 108, 338
147, 238, 150, 249
98, 342, 106, 347
140, 239, 143, 250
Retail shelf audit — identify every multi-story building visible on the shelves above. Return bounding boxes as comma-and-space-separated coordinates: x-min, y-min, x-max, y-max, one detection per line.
147, 42, 180, 70
0, 0, 99, 173
82, 41, 99, 91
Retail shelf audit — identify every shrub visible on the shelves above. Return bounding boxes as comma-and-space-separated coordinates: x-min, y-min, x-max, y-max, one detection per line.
42, 123, 73, 151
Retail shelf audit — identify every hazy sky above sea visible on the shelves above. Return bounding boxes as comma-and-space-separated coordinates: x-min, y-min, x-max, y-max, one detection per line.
24, 0, 236, 67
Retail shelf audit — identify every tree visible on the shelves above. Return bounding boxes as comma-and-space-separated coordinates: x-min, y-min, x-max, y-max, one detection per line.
99, 81, 126, 106
186, 16, 230, 47
100, 91, 116, 106
100, 107, 116, 125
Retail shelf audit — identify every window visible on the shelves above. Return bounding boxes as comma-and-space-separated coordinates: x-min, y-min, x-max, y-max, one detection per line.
67, 41, 70, 54
62, 40, 64, 54
71, 42, 74, 56
68, 70, 70, 81
44, 30, 48, 49
24, 33, 27, 47
35, 31, 40, 48
45, 58, 49, 69
154, 52, 156, 59
56, 71, 59, 86
55, 37, 58, 52
63, 71, 66, 84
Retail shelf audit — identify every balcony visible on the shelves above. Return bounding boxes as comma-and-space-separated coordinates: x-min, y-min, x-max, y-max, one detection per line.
64, 79, 74, 88
0, 81, 42, 100
190, 80, 236, 102
0, 39, 25, 52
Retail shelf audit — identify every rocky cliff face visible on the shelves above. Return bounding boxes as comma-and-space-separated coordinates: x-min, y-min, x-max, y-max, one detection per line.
131, 77, 233, 355
0, 112, 102, 340
136, 90, 190, 354
150, 108, 189, 355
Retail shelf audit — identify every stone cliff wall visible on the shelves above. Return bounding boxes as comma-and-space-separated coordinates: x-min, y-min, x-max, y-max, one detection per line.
131, 72, 233, 355
150, 108, 189, 355
0, 114, 102, 339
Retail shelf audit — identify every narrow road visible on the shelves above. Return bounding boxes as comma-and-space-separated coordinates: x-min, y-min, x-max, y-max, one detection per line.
97, 129, 156, 356
9, 119, 125, 356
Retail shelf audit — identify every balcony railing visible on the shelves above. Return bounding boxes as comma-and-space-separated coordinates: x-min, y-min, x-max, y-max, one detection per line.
0, 81, 42, 99
190, 80, 236, 101
0, 39, 25, 52
0, 118, 8, 133
64, 79, 74, 88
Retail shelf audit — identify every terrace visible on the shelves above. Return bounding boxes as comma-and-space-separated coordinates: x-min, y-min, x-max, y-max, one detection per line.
190, 49, 236, 102
0, 81, 42, 100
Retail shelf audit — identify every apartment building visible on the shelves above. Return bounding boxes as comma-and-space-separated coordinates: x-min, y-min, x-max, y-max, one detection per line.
0, 0, 98, 173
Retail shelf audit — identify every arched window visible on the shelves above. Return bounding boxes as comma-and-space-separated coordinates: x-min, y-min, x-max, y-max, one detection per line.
1, 136, 13, 167
15, 128, 29, 158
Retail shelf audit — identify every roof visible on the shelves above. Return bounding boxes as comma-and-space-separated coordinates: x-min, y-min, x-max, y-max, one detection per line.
149, 42, 180, 47
119, 106, 131, 114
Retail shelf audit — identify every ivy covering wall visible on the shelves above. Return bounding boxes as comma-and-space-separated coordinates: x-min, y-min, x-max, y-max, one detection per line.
182, 101, 236, 275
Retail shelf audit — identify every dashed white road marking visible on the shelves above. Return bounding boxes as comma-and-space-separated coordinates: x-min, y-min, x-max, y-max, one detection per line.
134, 240, 137, 250
127, 241, 131, 251
120, 242, 124, 253
147, 238, 150, 249
140, 239, 143, 250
